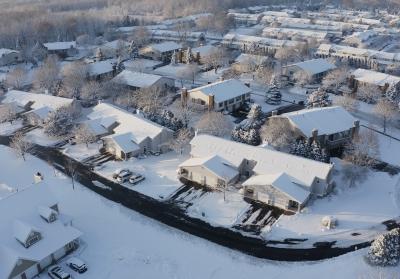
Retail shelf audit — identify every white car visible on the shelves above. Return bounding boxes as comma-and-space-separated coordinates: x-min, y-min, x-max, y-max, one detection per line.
128, 174, 145, 185
66, 257, 87, 273
48, 265, 71, 279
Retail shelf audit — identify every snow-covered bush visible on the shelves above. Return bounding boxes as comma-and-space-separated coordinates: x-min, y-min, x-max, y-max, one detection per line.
367, 228, 400, 266
147, 110, 183, 131
231, 104, 264, 146
290, 139, 329, 163
231, 127, 260, 146
44, 106, 76, 137
307, 88, 332, 108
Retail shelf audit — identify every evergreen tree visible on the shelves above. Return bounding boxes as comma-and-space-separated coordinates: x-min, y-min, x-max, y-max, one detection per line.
368, 228, 400, 266
307, 88, 332, 108
266, 77, 282, 105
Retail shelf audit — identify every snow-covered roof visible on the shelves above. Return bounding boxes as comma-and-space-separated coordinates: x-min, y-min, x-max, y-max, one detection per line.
0, 183, 82, 279
112, 70, 169, 88
38, 206, 58, 221
43, 41, 76, 51
0, 48, 19, 56
27, 106, 53, 119
287, 58, 336, 75
123, 58, 164, 71
190, 135, 333, 188
88, 59, 116, 77
2, 90, 74, 111
105, 132, 141, 153
191, 45, 218, 57
223, 33, 299, 48
88, 103, 171, 144
277, 106, 357, 138
142, 41, 182, 53
188, 79, 251, 103
102, 40, 129, 50
234, 53, 270, 64
262, 27, 328, 40
81, 117, 112, 136
352, 68, 400, 87
242, 173, 310, 204
179, 155, 239, 181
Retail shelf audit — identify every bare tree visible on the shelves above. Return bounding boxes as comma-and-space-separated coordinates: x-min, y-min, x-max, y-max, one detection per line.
357, 84, 381, 104
374, 98, 397, 133
34, 55, 60, 94
322, 68, 348, 92
260, 119, 295, 150
344, 128, 379, 167
334, 94, 359, 112
10, 132, 33, 161
195, 111, 232, 138
74, 125, 97, 147
5, 67, 26, 90
136, 86, 164, 115
132, 26, 150, 47
169, 128, 193, 155
0, 104, 17, 123
341, 161, 368, 188
201, 48, 228, 73
60, 61, 88, 98
80, 80, 102, 103
66, 159, 78, 190
293, 70, 312, 87
177, 103, 194, 128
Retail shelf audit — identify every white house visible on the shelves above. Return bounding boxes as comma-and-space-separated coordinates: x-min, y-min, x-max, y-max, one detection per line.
285, 58, 337, 82
270, 106, 359, 151
139, 41, 182, 62
87, 59, 117, 80
351, 68, 400, 90
0, 183, 82, 279
1, 90, 80, 126
87, 103, 174, 160
262, 27, 329, 41
178, 135, 334, 211
0, 48, 21, 66
112, 70, 175, 91
43, 41, 77, 57
184, 79, 251, 112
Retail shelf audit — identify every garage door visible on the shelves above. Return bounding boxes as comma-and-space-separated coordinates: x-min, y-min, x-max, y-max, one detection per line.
39, 255, 52, 270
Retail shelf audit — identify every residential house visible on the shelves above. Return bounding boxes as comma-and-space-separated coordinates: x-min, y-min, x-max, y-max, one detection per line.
123, 58, 164, 72
112, 70, 175, 91
43, 41, 77, 58
87, 59, 118, 81
285, 58, 337, 82
178, 135, 334, 212
1, 90, 80, 127
87, 103, 174, 160
0, 182, 82, 279
351, 68, 400, 91
150, 30, 206, 44
0, 48, 21, 66
183, 79, 251, 112
227, 12, 263, 26
269, 106, 359, 152
232, 53, 272, 72
262, 27, 329, 42
139, 41, 182, 62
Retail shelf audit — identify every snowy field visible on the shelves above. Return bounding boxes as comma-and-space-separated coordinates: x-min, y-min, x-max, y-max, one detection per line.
0, 145, 399, 278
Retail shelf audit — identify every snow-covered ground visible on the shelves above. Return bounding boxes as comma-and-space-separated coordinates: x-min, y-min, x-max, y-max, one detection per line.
266, 158, 400, 244
0, 119, 23, 136
63, 142, 102, 161
95, 151, 189, 200
24, 128, 61, 146
0, 145, 399, 278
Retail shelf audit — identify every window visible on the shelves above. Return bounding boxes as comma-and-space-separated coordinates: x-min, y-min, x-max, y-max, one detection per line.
228, 99, 234, 104
235, 96, 241, 101
219, 102, 223, 107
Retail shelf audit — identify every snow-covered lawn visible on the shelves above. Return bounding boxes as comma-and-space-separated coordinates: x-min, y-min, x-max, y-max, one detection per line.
95, 151, 189, 200
266, 159, 400, 242
24, 128, 61, 146
63, 142, 102, 162
0, 145, 399, 278
0, 119, 23, 135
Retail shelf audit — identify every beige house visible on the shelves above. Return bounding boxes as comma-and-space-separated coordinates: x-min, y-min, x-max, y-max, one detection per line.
0, 48, 21, 66
87, 103, 174, 160
0, 182, 82, 279
178, 135, 334, 212
269, 106, 360, 152
184, 79, 251, 112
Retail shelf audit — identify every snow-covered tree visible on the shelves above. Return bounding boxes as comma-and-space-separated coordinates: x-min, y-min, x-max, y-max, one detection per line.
74, 125, 97, 147
322, 68, 348, 93
231, 127, 260, 146
309, 141, 329, 162
34, 55, 60, 95
344, 128, 379, 167
307, 88, 332, 108
0, 104, 17, 123
357, 84, 381, 104
43, 106, 77, 138
293, 70, 312, 87
260, 119, 295, 149
169, 128, 193, 154
10, 131, 33, 161
80, 80, 103, 104
385, 83, 400, 108
5, 67, 26, 90
266, 77, 282, 105
60, 61, 89, 98
170, 50, 177, 65
201, 47, 228, 73
196, 111, 232, 138
374, 98, 397, 133
367, 228, 400, 266
147, 110, 183, 131
136, 86, 164, 115
333, 94, 359, 112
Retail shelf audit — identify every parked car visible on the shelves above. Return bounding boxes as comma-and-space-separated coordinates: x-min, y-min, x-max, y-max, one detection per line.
48, 265, 71, 279
129, 173, 145, 185
66, 257, 88, 273
116, 170, 133, 183
113, 169, 130, 180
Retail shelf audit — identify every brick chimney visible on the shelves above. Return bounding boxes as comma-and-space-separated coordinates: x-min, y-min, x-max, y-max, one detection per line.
181, 87, 188, 107
208, 94, 215, 111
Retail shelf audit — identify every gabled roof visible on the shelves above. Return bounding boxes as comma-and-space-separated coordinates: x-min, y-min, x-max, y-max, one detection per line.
104, 132, 141, 153
288, 58, 336, 75
243, 173, 310, 204
179, 155, 239, 181
88, 103, 171, 144
188, 79, 251, 103
0, 48, 19, 56
38, 206, 58, 221
88, 59, 116, 77
352, 68, 400, 87
142, 41, 182, 53
13, 220, 40, 244
276, 106, 357, 137
190, 135, 333, 188
81, 117, 112, 136
112, 70, 168, 88
43, 41, 76, 51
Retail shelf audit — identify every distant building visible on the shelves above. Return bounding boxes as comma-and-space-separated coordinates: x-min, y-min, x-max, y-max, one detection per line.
0, 48, 21, 66
112, 70, 175, 91
285, 58, 337, 82
351, 68, 400, 91
269, 106, 359, 152
43, 41, 77, 58
183, 79, 251, 112
87, 59, 118, 81
139, 41, 182, 62
0, 183, 82, 279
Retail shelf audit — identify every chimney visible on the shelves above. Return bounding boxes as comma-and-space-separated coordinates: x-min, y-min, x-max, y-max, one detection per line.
181, 87, 188, 107
352, 120, 360, 137
208, 94, 214, 111
219, 76, 224, 82
271, 110, 278, 116
312, 128, 318, 140
34, 172, 43, 184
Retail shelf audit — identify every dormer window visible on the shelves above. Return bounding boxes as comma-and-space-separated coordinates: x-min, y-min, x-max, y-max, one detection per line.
13, 220, 42, 248
38, 206, 58, 223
